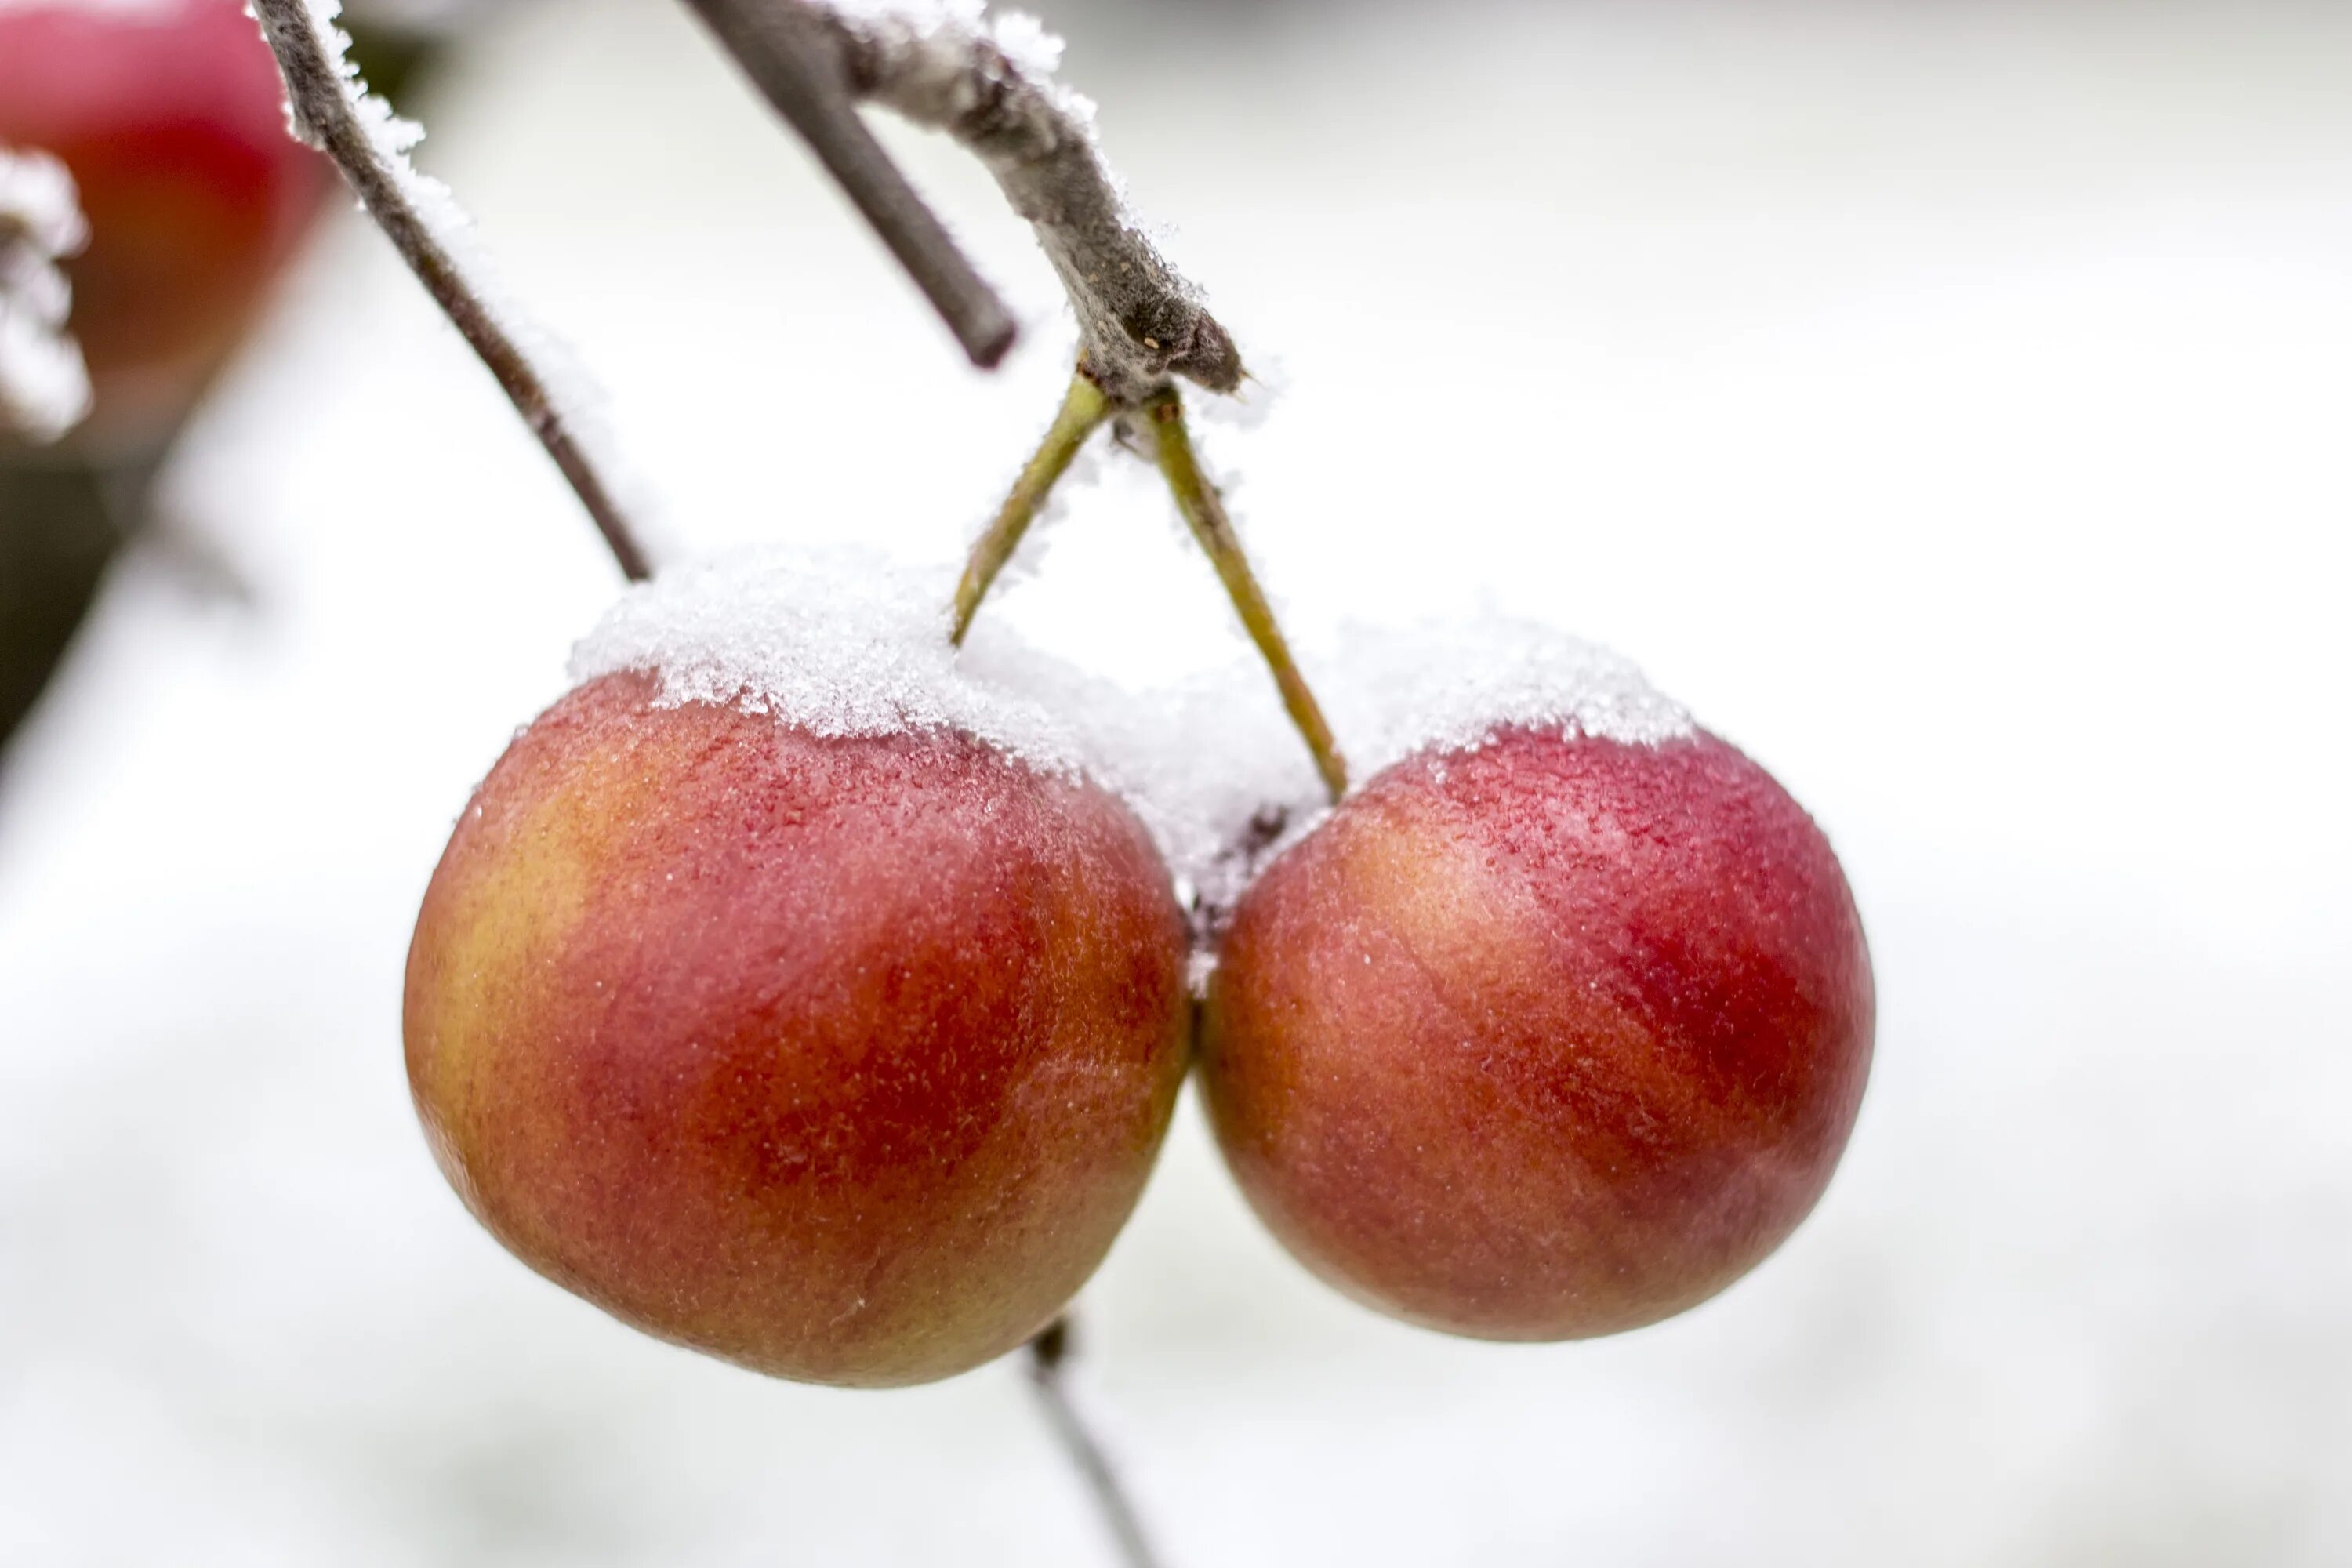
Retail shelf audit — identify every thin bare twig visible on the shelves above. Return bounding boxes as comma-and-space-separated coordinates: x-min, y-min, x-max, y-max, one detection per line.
1025, 1319, 1167, 1568
250, 0, 654, 583
951, 368, 1109, 643
1146, 390, 1348, 802
678, 0, 1018, 369
828, 2, 1330, 801
825, 5, 1240, 405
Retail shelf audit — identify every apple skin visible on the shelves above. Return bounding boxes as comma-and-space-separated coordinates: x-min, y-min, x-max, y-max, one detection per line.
0, 0, 329, 454
405, 672, 1192, 1388
1200, 725, 1873, 1341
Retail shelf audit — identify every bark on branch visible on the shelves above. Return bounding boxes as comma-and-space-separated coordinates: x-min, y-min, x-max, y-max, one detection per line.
691, 0, 1241, 404
677, 0, 1019, 368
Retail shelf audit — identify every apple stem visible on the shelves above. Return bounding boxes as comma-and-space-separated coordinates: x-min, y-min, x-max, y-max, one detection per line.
1146, 390, 1349, 804
1024, 1319, 1169, 1568
248, 0, 655, 584
951, 369, 1112, 645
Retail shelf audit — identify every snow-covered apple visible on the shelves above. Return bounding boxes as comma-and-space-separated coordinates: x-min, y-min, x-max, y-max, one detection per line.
403, 562, 1192, 1387
1200, 673, 1874, 1341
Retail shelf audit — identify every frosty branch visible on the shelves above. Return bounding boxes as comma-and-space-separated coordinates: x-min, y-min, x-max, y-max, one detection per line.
249, 0, 655, 582
684, 0, 1239, 403
722, 2, 1347, 798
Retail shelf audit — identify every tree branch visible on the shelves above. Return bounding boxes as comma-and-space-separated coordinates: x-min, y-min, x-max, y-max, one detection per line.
250, 0, 655, 583
1024, 1319, 1168, 1568
678, 0, 1018, 369
826, 5, 1241, 405
691, 0, 1239, 404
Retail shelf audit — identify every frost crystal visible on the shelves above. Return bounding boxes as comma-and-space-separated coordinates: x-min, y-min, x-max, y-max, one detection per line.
570, 551, 1693, 946
0, 146, 93, 445
1145, 615, 1697, 927
829, 0, 1096, 132
569, 546, 1091, 780
1320, 614, 1696, 779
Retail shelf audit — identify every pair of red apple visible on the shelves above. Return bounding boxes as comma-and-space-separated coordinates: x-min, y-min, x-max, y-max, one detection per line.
3, 0, 1874, 1389
405, 565, 1874, 1386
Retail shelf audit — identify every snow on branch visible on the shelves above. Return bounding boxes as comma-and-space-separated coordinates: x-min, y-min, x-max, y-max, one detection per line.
249, 0, 656, 581
691, 0, 1241, 404
0, 147, 93, 446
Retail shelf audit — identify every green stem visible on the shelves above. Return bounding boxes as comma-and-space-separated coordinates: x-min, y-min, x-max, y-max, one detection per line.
1146, 390, 1348, 803
951, 372, 1112, 645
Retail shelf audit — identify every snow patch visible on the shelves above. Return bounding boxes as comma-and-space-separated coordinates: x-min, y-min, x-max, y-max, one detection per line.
0, 145, 92, 444
1323, 613, 1696, 778
1141, 615, 1697, 926
830, 0, 1098, 132
568, 546, 1091, 782
569, 550, 1690, 944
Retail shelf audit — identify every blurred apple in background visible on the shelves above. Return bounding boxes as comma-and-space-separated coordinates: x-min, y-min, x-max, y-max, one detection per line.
0, 0, 329, 457
0, 0, 483, 760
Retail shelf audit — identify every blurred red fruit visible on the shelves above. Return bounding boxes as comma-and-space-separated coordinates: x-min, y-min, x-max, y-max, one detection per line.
0, 0, 328, 454
405, 673, 1194, 1387
1202, 725, 1874, 1340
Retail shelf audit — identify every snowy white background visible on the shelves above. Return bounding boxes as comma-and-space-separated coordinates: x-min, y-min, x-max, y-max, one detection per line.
4, 0, 2350, 1563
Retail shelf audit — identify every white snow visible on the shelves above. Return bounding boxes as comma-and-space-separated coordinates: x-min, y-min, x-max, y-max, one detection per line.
0, 146, 92, 445
1054, 614, 1697, 922
568, 544, 1093, 780
568, 546, 1694, 924
829, 0, 1098, 132
1318, 612, 1697, 777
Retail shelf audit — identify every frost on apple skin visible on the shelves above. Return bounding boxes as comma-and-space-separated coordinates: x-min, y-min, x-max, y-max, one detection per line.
566, 544, 1261, 902
568, 545, 1098, 782
567, 548, 1700, 949
1167, 614, 1700, 927
0, 144, 92, 445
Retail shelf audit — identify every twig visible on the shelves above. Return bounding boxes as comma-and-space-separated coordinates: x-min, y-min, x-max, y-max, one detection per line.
685, 0, 1239, 398
678, 0, 1018, 369
1024, 1319, 1167, 1568
249, 0, 654, 583
822, 4, 1241, 405
951, 368, 1109, 643
837, 2, 1335, 800
1146, 390, 1348, 802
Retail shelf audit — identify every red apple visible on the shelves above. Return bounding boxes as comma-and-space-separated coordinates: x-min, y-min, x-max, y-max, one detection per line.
405, 671, 1193, 1388
0, 0, 328, 455
1200, 724, 1873, 1340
